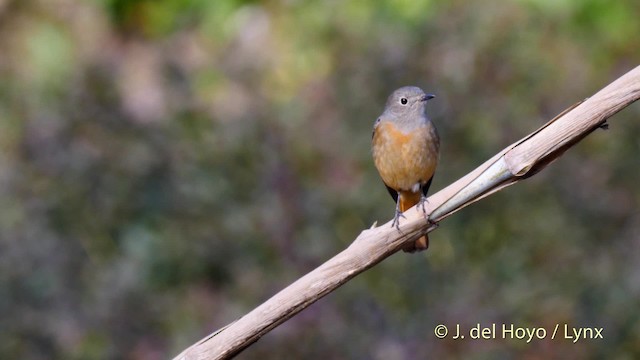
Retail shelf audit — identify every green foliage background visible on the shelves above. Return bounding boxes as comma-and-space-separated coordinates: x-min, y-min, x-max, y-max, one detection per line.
1, 0, 639, 358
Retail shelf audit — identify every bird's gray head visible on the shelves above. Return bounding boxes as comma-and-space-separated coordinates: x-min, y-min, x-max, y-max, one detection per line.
382, 86, 435, 124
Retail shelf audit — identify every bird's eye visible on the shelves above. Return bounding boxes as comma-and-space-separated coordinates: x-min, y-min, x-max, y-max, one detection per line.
400, 97, 408, 105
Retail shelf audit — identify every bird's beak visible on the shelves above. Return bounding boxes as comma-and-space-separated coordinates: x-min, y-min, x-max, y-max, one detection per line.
420, 94, 436, 102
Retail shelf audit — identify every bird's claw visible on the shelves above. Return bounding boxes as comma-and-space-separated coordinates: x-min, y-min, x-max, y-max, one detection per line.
418, 194, 429, 218
391, 208, 406, 231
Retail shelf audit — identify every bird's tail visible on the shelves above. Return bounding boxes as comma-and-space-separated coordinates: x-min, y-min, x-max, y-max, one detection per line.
399, 192, 429, 253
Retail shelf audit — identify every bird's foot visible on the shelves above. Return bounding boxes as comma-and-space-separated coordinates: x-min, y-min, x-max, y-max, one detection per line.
418, 194, 429, 218
391, 208, 406, 231
422, 198, 439, 230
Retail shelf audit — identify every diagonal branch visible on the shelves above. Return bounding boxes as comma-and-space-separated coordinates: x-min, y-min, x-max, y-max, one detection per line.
174, 65, 640, 360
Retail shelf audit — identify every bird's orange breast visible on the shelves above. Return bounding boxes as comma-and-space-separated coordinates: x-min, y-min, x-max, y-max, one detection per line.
372, 121, 439, 192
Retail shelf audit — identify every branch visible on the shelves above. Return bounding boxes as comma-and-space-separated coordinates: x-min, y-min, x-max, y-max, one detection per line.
174, 66, 640, 360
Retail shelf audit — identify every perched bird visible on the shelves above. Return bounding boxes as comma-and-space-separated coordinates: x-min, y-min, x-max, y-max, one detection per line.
372, 86, 440, 252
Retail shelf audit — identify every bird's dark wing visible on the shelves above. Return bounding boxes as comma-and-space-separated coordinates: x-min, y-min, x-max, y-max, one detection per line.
372, 118, 381, 139
422, 176, 434, 197
385, 183, 398, 203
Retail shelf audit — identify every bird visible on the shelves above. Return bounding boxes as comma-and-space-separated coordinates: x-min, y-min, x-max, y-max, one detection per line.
371, 86, 440, 252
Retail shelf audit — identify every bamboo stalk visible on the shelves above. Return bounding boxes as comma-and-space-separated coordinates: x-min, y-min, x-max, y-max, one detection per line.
174, 66, 640, 360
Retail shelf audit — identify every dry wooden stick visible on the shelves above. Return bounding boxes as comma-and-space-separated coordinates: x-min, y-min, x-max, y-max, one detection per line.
174, 65, 640, 360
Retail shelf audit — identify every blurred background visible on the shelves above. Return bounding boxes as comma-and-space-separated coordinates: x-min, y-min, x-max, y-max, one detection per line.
1, 0, 639, 358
